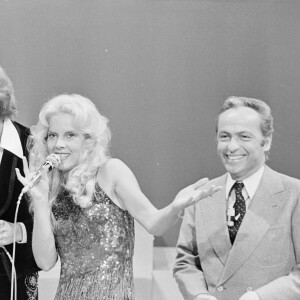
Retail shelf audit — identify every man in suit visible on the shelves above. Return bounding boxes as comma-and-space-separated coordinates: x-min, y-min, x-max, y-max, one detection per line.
174, 96, 300, 300
0, 66, 39, 299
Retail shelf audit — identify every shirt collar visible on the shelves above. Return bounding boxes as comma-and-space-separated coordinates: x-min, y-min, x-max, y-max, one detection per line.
0, 118, 23, 158
225, 166, 265, 200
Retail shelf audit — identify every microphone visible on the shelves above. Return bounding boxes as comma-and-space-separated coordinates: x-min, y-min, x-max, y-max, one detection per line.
21, 153, 61, 193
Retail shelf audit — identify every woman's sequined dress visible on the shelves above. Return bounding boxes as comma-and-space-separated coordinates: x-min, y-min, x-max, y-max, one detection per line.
52, 184, 135, 300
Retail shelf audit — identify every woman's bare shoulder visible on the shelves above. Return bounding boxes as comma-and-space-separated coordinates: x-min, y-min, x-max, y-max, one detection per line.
105, 158, 128, 171
99, 158, 130, 182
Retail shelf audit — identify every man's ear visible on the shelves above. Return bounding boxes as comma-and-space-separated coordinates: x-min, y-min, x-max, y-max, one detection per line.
262, 135, 272, 151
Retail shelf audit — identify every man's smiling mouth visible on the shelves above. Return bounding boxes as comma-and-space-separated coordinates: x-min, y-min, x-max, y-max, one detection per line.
226, 154, 245, 161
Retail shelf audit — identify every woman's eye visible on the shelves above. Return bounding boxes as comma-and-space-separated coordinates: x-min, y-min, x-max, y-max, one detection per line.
47, 133, 56, 139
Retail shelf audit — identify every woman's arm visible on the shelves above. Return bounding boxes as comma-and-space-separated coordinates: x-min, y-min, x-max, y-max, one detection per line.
16, 157, 58, 270
106, 159, 220, 236
31, 201, 58, 271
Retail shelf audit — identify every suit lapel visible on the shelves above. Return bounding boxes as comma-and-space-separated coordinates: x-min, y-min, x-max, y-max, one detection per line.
218, 167, 287, 284
200, 175, 232, 265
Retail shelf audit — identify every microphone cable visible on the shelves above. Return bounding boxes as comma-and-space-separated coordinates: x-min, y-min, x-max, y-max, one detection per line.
2, 190, 26, 300
10, 191, 25, 300
6, 153, 60, 300
0, 245, 17, 300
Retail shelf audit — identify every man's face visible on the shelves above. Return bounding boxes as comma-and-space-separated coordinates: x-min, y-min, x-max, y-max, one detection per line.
0, 73, 11, 118
217, 107, 271, 181
0, 97, 9, 117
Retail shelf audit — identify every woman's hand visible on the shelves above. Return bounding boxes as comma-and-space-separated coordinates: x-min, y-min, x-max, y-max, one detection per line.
15, 156, 50, 206
172, 178, 222, 212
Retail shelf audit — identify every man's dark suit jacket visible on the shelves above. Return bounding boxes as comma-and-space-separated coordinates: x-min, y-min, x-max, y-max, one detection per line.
0, 121, 39, 281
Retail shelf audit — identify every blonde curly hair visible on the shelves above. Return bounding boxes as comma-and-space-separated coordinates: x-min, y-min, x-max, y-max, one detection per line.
28, 94, 111, 209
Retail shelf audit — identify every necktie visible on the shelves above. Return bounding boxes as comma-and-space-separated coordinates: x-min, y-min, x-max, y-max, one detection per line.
228, 181, 246, 244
